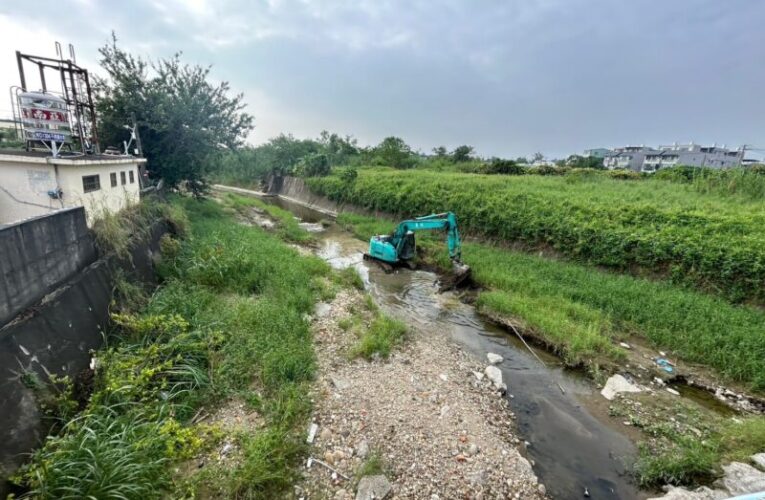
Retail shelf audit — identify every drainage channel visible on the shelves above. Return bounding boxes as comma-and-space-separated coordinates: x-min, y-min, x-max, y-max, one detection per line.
264, 195, 644, 499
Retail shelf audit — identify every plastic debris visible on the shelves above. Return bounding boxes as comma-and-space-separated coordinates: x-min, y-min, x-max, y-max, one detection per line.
655, 358, 674, 373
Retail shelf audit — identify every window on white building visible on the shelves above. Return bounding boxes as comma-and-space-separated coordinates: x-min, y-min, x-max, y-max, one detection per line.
110, 172, 117, 187
82, 175, 101, 193
120, 171, 127, 185
129, 170, 135, 184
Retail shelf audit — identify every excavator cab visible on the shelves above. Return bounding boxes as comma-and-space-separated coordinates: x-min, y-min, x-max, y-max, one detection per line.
364, 212, 470, 287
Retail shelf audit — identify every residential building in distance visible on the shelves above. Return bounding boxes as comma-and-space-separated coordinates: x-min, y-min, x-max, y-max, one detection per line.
583, 148, 610, 158
603, 146, 656, 172
0, 151, 145, 226
642, 143, 744, 172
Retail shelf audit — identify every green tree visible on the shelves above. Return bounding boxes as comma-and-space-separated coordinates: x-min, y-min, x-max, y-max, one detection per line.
451, 145, 474, 163
297, 153, 331, 177
95, 35, 253, 195
318, 130, 359, 166
432, 146, 448, 158
515, 156, 528, 164
373, 136, 416, 169
566, 154, 605, 169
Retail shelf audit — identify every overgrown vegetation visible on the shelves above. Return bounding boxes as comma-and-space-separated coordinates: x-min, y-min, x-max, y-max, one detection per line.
14, 197, 337, 498
220, 192, 314, 244
610, 393, 765, 488
92, 195, 189, 259
332, 213, 765, 390
308, 167, 765, 304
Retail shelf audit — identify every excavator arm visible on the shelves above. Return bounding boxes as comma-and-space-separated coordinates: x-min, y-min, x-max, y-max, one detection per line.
367, 212, 462, 264
391, 212, 462, 261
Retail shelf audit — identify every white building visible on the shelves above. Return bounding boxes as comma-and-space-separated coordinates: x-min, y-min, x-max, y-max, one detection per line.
603, 146, 656, 172
0, 151, 145, 226
583, 148, 610, 159
642, 143, 743, 172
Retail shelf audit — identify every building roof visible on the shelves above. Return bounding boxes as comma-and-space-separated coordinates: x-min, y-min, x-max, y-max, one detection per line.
0, 149, 146, 165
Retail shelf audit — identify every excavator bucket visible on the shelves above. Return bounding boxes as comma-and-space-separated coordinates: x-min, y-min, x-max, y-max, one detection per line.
441, 261, 471, 291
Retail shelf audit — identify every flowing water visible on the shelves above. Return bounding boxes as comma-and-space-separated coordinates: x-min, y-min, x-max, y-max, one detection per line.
263, 195, 645, 499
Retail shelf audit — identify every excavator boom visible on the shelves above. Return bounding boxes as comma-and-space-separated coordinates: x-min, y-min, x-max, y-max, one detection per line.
364, 211, 470, 287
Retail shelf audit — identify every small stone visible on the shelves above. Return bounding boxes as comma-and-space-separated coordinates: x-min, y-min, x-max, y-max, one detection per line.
356, 475, 392, 500
487, 353, 504, 364
335, 489, 348, 499
538, 484, 547, 495
467, 443, 479, 456
484, 365, 507, 392
439, 373, 448, 382
324, 450, 336, 465
356, 439, 370, 459
321, 428, 332, 441
666, 388, 680, 396
472, 371, 485, 381
619, 342, 631, 349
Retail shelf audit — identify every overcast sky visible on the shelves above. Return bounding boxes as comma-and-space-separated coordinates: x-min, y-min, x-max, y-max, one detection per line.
1, 0, 764, 158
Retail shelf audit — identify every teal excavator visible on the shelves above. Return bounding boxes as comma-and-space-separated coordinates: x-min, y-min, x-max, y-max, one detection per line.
363, 212, 471, 286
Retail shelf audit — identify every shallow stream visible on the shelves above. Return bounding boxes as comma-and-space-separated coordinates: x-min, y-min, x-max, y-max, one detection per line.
265, 196, 645, 499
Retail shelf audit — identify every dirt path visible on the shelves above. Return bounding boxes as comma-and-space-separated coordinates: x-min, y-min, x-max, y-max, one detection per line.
299, 289, 544, 500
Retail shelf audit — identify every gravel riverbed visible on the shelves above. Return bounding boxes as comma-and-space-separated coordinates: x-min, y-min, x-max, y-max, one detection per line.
298, 289, 543, 500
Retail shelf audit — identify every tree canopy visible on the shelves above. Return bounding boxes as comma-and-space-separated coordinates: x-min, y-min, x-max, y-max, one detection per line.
95, 35, 253, 195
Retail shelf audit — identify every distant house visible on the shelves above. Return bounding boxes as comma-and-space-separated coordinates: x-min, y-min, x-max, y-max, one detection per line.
0, 151, 145, 226
583, 148, 610, 158
642, 143, 744, 172
603, 146, 656, 172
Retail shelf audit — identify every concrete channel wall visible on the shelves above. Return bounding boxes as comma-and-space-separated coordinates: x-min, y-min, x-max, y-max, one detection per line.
0, 208, 97, 327
0, 215, 169, 494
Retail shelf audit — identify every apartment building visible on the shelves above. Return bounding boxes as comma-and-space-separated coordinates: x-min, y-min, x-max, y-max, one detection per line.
603, 146, 657, 172
642, 143, 743, 172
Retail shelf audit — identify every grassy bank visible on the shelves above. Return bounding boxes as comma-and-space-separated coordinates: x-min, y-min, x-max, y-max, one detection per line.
308, 168, 765, 303
333, 209, 765, 489
335, 213, 765, 391
14, 197, 333, 498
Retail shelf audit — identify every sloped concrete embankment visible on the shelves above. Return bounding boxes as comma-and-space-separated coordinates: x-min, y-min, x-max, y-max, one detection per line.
0, 212, 170, 494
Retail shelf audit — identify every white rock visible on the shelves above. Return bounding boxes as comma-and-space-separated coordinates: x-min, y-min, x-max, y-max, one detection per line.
356, 475, 392, 500
487, 353, 504, 364
439, 373, 448, 382
666, 388, 680, 396
356, 439, 369, 459
719, 462, 765, 495
472, 371, 484, 381
619, 342, 631, 349
752, 453, 765, 470
484, 365, 507, 391
600, 374, 642, 400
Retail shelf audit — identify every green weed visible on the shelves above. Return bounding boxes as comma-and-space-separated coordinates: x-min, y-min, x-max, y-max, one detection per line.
333, 209, 765, 390
352, 314, 407, 360
309, 168, 765, 303
18, 197, 331, 498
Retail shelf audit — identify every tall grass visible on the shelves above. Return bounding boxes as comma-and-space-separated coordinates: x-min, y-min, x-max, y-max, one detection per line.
333, 213, 765, 390
17, 196, 333, 498
308, 168, 765, 303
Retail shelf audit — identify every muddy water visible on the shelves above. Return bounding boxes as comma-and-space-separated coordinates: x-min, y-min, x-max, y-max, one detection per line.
266, 196, 643, 499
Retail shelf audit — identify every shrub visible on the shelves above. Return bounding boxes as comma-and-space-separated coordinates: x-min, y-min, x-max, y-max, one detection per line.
483, 158, 526, 175
607, 169, 641, 180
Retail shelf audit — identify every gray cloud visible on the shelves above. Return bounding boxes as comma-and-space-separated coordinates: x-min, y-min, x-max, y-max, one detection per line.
1, 0, 763, 158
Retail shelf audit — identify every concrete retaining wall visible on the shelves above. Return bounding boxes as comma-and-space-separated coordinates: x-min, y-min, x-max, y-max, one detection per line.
0, 207, 97, 326
0, 219, 168, 494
